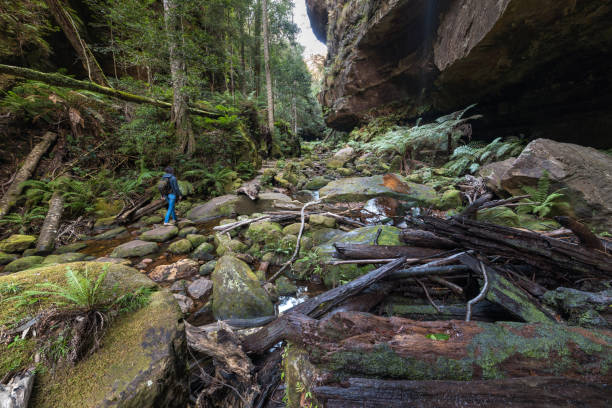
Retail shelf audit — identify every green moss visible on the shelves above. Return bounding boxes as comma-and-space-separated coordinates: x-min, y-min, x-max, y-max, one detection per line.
4, 255, 44, 272
0, 234, 36, 253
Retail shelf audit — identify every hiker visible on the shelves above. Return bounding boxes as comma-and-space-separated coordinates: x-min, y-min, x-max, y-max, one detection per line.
159, 166, 182, 225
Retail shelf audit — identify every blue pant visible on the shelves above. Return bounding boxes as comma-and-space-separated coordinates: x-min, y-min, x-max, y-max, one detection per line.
164, 193, 177, 223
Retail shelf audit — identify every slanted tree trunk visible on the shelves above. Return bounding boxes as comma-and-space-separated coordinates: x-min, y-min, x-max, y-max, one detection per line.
36, 191, 64, 254
44, 0, 109, 87
0, 132, 57, 217
261, 0, 274, 132
162, 0, 195, 156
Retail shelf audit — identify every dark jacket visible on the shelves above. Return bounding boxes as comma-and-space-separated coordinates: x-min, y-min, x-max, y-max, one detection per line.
162, 173, 182, 198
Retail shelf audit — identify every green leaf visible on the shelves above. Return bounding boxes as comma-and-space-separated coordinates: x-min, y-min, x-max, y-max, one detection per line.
425, 333, 450, 341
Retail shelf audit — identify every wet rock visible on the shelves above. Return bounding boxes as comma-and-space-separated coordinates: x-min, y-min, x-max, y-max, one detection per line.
186, 234, 207, 248
170, 280, 189, 294
93, 216, 116, 229
173, 293, 194, 314
142, 215, 163, 226
0, 252, 17, 265
245, 220, 283, 244
187, 278, 213, 299
168, 239, 192, 255
186, 194, 243, 222
93, 226, 128, 240
178, 226, 197, 237
42, 252, 87, 265
500, 139, 612, 231
0, 234, 36, 253
211, 255, 275, 320
309, 214, 336, 228
295, 190, 317, 202
111, 240, 158, 258
277, 276, 298, 296
304, 176, 330, 190
319, 174, 436, 205
95, 257, 131, 265
54, 242, 87, 254
140, 225, 179, 242
283, 222, 309, 236
177, 219, 195, 229
191, 242, 215, 261
4, 256, 44, 273
149, 259, 199, 283
199, 260, 217, 276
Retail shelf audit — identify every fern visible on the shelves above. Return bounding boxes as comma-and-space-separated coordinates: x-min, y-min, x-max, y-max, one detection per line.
518, 170, 571, 218
0, 207, 47, 233
445, 137, 526, 176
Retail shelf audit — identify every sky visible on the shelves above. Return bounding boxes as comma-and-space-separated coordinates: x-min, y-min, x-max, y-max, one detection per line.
293, 0, 327, 57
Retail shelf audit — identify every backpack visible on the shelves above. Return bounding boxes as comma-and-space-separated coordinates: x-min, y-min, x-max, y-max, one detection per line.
158, 177, 171, 196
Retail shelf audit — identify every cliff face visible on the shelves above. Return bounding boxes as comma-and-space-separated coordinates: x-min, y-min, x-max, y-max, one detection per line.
309, 0, 612, 147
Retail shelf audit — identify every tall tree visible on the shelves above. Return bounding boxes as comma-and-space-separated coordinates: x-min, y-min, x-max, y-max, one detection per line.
261, 0, 274, 132
253, 0, 262, 98
163, 0, 195, 156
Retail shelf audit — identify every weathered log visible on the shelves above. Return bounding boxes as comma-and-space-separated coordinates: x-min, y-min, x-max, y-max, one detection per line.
386, 265, 469, 280
0, 369, 34, 408
384, 300, 511, 322
459, 254, 558, 323
115, 194, 152, 224
132, 199, 165, 221
35, 190, 64, 254
312, 377, 611, 408
333, 243, 442, 260
0, 64, 219, 118
236, 176, 262, 200
400, 228, 457, 249
554, 216, 606, 252
0, 132, 57, 217
458, 193, 492, 219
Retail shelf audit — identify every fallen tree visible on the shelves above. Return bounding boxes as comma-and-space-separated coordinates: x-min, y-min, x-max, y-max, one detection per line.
35, 190, 64, 254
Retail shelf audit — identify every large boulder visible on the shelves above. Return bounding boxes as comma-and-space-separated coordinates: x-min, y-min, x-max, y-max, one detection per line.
327, 146, 356, 168
211, 255, 274, 320
0, 251, 18, 265
111, 240, 158, 258
478, 157, 516, 195
3, 255, 44, 272
186, 195, 243, 222
499, 139, 612, 231
187, 193, 299, 222
140, 225, 179, 242
0, 234, 36, 253
319, 174, 437, 205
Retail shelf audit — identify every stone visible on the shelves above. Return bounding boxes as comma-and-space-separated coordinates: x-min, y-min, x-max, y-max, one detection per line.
149, 259, 199, 283
140, 225, 179, 242
93, 226, 128, 240
311, 228, 345, 245
233, 192, 299, 215
95, 257, 131, 265
54, 242, 87, 254
319, 174, 437, 205
337, 167, 354, 176
111, 240, 158, 258
186, 194, 243, 222
438, 189, 463, 210
141, 215, 163, 226
186, 234, 207, 248
211, 255, 275, 320
175, 200, 192, 215
199, 260, 217, 276
173, 293, 194, 314
0, 234, 36, 253
22, 248, 37, 256
177, 219, 195, 229
283, 223, 309, 236
4, 256, 44, 273
295, 190, 317, 202
245, 220, 283, 244
134, 258, 154, 269
42, 252, 87, 265
178, 226, 197, 237
499, 139, 612, 231
543, 287, 612, 329
177, 180, 194, 196
0, 251, 18, 265
276, 276, 298, 296
168, 239, 192, 254
191, 242, 215, 261
169, 280, 188, 294
304, 176, 330, 190
478, 157, 516, 195
309, 214, 336, 228
93, 216, 116, 229
187, 278, 213, 299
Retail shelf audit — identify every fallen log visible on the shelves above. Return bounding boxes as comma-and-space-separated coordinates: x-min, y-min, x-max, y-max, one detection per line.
0, 132, 57, 217
131, 199, 165, 221
35, 190, 64, 254
333, 243, 442, 260
115, 193, 152, 224
236, 176, 262, 200
554, 216, 606, 252
400, 228, 457, 249
0, 369, 34, 408
384, 300, 511, 322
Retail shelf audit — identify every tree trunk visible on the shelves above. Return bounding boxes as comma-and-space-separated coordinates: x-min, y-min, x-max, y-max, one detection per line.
0, 132, 57, 217
333, 243, 443, 260
36, 191, 64, 254
253, 0, 262, 98
400, 228, 457, 249
44, 0, 109, 87
0, 64, 218, 117
0, 370, 35, 408
162, 0, 195, 156
261, 0, 274, 132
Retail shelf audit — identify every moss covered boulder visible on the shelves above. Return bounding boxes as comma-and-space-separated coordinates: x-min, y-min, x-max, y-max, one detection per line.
0, 234, 36, 253
304, 176, 330, 190
186, 234, 207, 248
186, 194, 243, 222
42, 252, 87, 265
309, 214, 336, 229
93, 226, 128, 240
211, 255, 274, 320
283, 223, 309, 236
178, 226, 197, 237
191, 242, 215, 261
111, 240, 158, 258
245, 220, 283, 244
0, 251, 17, 265
54, 242, 88, 254
4, 255, 44, 272
168, 239, 192, 255
140, 225, 179, 243
93, 216, 117, 229
437, 188, 463, 210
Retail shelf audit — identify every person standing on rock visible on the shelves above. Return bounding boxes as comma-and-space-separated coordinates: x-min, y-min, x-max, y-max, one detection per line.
159, 166, 182, 225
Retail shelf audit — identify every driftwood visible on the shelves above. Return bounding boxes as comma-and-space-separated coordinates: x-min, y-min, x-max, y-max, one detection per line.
236, 176, 262, 200
333, 243, 442, 260
554, 216, 606, 252
115, 194, 152, 224
0, 132, 57, 217
35, 190, 64, 254
0, 370, 34, 408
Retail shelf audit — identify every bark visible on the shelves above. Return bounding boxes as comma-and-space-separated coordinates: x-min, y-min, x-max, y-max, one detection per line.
400, 228, 457, 249
115, 194, 152, 224
0, 64, 218, 117
0, 131, 57, 217
44, 0, 109, 87
131, 199, 165, 221
35, 190, 64, 254
253, 0, 262, 98
0, 370, 34, 408
385, 300, 511, 322
261, 0, 274, 132
162, 0, 195, 156
554, 216, 606, 251
333, 243, 443, 260
236, 175, 262, 200
313, 377, 610, 408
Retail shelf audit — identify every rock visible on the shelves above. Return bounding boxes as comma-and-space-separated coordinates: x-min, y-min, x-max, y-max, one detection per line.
169, 280, 188, 294
245, 220, 283, 244
141, 215, 163, 225
93, 216, 116, 229
178, 226, 197, 237
111, 240, 158, 258
438, 189, 462, 210
3, 256, 44, 273
199, 260, 217, 276
276, 276, 298, 296
319, 174, 437, 205
0, 234, 36, 253
337, 167, 354, 176
191, 242, 215, 261
54, 242, 87, 254
94, 198, 123, 218
543, 287, 612, 329
149, 259, 199, 283
134, 258, 154, 269
173, 293, 194, 314
187, 278, 213, 299
42, 252, 87, 265
175, 200, 192, 215
23, 248, 38, 256
177, 219, 195, 229
168, 239, 192, 255
140, 225, 179, 242
215, 237, 247, 257
311, 228, 345, 245
211, 255, 275, 320
93, 226, 128, 240
500, 139, 612, 231
177, 180, 194, 196
186, 234, 207, 248
0, 252, 17, 265
233, 192, 299, 214
95, 257, 131, 265
263, 282, 279, 302
477, 206, 520, 227
186, 194, 243, 222
304, 176, 330, 190
327, 146, 356, 168
283, 223, 309, 236
309, 214, 336, 228
478, 157, 516, 195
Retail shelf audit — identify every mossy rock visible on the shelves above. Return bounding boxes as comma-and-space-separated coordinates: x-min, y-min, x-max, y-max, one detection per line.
186, 234, 207, 248
142, 215, 163, 226
4, 256, 44, 273
311, 228, 345, 245
309, 214, 337, 229
337, 167, 354, 176
178, 226, 197, 237
0, 234, 36, 253
245, 220, 283, 244
277, 276, 298, 296
304, 176, 329, 190
175, 200, 192, 215
111, 240, 158, 258
191, 242, 215, 261
94, 198, 123, 218
93, 226, 128, 240
42, 252, 87, 265
0, 251, 18, 265
283, 223, 309, 236
211, 255, 274, 320
54, 242, 88, 254
168, 239, 192, 254
140, 225, 179, 242
436, 189, 463, 210
477, 206, 520, 227
94, 217, 117, 229
199, 260, 217, 276
186, 194, 243, 222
